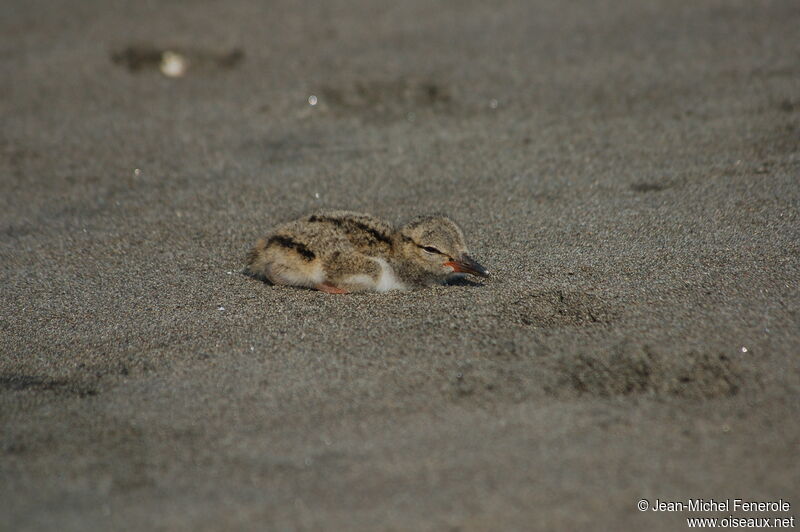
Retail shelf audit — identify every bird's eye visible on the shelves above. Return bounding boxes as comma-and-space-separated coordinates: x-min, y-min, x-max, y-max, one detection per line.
422, 246, 440, 254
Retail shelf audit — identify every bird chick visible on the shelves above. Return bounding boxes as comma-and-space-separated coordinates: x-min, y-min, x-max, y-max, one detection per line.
245, 210, 488, 294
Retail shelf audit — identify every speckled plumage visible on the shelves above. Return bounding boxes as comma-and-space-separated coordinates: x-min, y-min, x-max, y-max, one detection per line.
245, 210, 488, 293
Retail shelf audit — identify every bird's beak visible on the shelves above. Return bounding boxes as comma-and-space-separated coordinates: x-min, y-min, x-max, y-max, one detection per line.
444, 254, 490, 278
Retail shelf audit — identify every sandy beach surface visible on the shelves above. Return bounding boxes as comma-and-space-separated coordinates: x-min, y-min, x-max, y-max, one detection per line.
2, 0, 799, 530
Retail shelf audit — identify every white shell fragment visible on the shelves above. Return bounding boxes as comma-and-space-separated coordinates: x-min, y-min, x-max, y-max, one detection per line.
160, 51, 188, 78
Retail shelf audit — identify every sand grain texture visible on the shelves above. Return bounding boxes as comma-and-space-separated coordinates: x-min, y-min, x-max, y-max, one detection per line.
1, 0, 799, 530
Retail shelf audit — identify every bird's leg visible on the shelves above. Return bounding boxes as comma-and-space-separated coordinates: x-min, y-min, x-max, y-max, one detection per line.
317, 283, 349, 294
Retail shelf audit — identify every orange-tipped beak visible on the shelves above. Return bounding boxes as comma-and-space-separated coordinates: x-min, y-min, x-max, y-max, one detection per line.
444, 254, 489, 278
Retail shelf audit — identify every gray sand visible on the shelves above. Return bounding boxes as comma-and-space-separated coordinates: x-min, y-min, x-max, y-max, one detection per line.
2, 0, 799, 530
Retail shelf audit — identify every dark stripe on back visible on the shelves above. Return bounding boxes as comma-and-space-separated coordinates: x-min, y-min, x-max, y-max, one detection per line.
308, 215, 392, 246
267, 235, 315, 261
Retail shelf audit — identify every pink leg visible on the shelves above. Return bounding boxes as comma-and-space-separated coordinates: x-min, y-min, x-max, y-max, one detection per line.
317, 283, 349, 294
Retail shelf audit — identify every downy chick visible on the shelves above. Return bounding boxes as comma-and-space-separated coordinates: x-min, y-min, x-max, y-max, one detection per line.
245, 210, 488, 293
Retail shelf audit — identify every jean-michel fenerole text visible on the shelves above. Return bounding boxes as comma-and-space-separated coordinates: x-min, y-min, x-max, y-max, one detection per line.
651, 499, 791, 513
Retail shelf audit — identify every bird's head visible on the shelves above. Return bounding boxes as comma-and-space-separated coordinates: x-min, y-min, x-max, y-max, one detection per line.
397, 215, 489, 283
